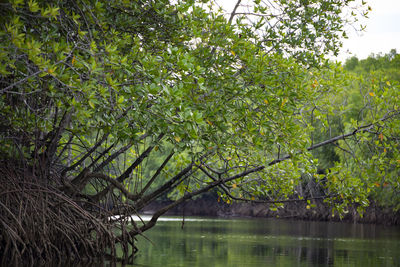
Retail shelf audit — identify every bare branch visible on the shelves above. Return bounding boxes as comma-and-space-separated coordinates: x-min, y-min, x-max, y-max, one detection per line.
93, 142, 131, 172
124, 165, 265, 236
61, 134, 109, 177
135, 163, 195, 210
138, 152, 174, 197
90, 134, 164, 202
228, 0, 242, 24
93, 133, 148, 173
85, 172, 139, 201
268, 110, 400, 166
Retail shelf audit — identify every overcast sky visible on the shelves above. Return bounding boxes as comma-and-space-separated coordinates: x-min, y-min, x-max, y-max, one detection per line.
218, 0, 400, 62
338, 0, 400, 62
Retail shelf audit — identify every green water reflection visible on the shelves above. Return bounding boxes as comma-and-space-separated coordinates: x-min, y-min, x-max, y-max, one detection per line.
130, 217, 400, 267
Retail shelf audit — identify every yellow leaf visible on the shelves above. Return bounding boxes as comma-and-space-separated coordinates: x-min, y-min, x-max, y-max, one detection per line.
374, 182, 380, 187
226, 156, 232, 160
379, 133, 384, 141
174, 136, 181, 142
71, 55, 76, 65
232, 183, 237, 188
386, 81, 391, 86
281, 98, 288, 107
384, 148, 387, 153
311, 79, 318, 88
263, 99, 269, 105
306, 205, 310, 210
369, 92, 375, 97
206, 120, 213, 126
230, 50, 235, 56
251, 196, 255, 200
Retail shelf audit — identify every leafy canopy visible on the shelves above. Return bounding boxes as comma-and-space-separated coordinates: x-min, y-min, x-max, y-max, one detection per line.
0, 0, 376, 210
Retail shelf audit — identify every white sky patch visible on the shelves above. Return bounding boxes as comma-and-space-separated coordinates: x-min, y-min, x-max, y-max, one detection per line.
337, 0, 400, 61
216, 0, 400, 62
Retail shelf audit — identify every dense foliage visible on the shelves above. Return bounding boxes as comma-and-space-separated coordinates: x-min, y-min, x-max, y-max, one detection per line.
336, 51, 400, 209
305, 50, 400, 214
1, 0, 398, 265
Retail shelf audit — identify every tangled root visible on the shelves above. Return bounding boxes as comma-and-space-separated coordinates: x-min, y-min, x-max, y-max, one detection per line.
0, 164, 119, 266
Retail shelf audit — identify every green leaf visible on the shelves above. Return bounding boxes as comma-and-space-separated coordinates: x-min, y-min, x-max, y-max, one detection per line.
117, 95, 124, 105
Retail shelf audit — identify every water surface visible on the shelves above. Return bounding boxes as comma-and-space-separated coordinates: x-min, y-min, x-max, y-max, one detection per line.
129, 216, 400, 267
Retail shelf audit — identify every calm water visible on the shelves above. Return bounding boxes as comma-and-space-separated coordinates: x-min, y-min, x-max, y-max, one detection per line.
128, 216, 400, 267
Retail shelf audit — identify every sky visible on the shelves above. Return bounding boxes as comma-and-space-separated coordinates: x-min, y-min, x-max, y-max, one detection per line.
217, 0, 400, 62
339, 0, 400, 61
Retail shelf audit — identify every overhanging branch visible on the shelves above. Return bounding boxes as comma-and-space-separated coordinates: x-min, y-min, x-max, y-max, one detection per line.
268, 110, 400, 166
124, 165, 265, 236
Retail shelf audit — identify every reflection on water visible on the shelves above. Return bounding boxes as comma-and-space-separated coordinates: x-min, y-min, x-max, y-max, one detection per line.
127, 217, 400, 267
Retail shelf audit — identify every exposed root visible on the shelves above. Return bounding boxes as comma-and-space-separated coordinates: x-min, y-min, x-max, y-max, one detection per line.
0, 163, 136, 265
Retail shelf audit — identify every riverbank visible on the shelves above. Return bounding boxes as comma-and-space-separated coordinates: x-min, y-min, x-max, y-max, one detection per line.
141, 196, 400, 225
